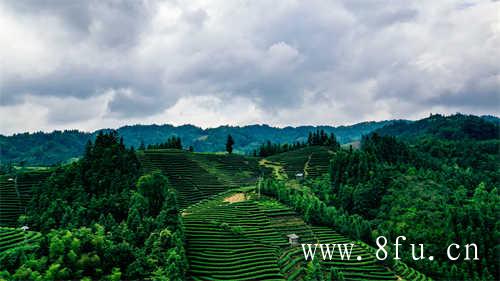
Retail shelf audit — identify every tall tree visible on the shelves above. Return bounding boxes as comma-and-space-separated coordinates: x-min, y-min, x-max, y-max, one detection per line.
226, 134, 235, 154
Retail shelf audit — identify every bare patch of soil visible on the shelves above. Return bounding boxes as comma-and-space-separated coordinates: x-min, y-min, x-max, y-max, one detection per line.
223, 193, 246, 203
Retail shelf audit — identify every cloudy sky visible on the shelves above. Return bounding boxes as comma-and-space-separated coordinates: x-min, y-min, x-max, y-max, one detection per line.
1, 0, 499, 135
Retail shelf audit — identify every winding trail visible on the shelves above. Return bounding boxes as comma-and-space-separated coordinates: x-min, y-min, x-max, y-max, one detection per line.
259, 159, 287, 180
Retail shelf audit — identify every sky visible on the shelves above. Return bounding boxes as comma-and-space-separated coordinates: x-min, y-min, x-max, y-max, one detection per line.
0, 0, 499, 135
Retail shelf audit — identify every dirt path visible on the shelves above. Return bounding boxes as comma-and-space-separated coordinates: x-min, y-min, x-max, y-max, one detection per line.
303, 154, 312, 177
259, 159, 287, 180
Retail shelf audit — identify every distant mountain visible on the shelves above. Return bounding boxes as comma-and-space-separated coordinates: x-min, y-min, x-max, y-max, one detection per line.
3, 114, 496, 166
480, 115, 500, 125
0, 130, 91, 166
373, 114, 500, 140
0, 121, 393, 166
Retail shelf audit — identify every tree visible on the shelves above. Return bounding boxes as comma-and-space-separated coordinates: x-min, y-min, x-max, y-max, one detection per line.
136, 172, 171, 217
329, 267, 345, 281
226, 135, 235, 154
304, 259, 323, 281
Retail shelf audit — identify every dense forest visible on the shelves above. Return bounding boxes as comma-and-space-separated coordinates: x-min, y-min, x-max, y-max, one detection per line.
0, 132, 187, 280
301, 115, 500, 280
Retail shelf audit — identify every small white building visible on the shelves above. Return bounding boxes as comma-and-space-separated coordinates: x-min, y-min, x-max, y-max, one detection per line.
287, 233, 299, 246
295, 173, 304, 181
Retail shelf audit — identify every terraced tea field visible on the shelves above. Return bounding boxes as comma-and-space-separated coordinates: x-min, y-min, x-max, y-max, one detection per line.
0, 177, 21, 226
266, 146, 334, 179
140, 148, 429, 280
0, 227, 41, 254
193, 153, 260, 186
0, 171, 51, 226
304, 149, 333, 178
139, 149, 260, 209
182, 190, 414, 281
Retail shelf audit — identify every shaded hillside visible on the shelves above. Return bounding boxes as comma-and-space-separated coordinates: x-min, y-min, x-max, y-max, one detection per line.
0, 130, 91, 166
1, 121, 391, 165
374, 114, 499, 140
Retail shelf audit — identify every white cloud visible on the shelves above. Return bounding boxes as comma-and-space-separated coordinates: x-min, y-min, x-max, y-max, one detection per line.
0, 0, 498, 134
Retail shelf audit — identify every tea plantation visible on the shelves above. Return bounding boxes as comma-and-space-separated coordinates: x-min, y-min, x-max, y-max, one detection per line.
0, 227, 41, 254
139, 149, 260, 209
0, 147, 431, 280
181, 189, 424, 281
138, 148, 431, 280
0, 171, 51, 227
266, 146, 334, 178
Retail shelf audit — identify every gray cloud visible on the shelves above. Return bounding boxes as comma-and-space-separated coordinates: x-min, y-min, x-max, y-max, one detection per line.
107, 88, 169, 118
0, 0, 499, 134
5, 0, 153, 48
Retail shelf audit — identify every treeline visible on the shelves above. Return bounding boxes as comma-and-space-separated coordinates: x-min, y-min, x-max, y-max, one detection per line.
262, 179, 385, 281
261, 179, 372, 243
254, 141, 307, 157
255, 129, 340, 157
0, 131, 188, 280
144, 136, 183, 150
307, 129, 340, 147
375, 113, 500, 141
316, 132, 498, 280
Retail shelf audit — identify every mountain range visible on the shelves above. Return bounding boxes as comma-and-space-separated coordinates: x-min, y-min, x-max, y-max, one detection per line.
1, 114, 498, 166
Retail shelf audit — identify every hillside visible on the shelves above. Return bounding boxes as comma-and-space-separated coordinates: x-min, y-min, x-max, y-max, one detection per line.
0, 170, 53, 226
136, 146, 432, 280
1, 116, 498, 280
0, 135, 471, 280
0, 227, 41, 253
182, 188, 424, 281
373, 114, 499, 140
0, 121, 392, 166
264, 146, 335, 179
139, 149, 260, 209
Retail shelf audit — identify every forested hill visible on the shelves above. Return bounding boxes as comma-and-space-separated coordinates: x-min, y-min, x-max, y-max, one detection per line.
2, 114, 497, 166
1, 121, 391, 165
373, 114, 500, 140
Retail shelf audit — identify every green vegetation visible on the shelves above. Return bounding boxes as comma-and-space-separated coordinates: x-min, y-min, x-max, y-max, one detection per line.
226, 134, 235, 154
139, 149, 260, 209
0, 132, 187, 280
0, 114, 497, 280
146, 136, 182, 150
0, 227, 41, 253
375, 113, 499, 141
266, 146, 335, 179
1, 121, 393, 166
307, 118, 499, 280
0, 171, 52, 226
254, 140, 307, 157
254, 129, 339, 158
183, 189, 403, 281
